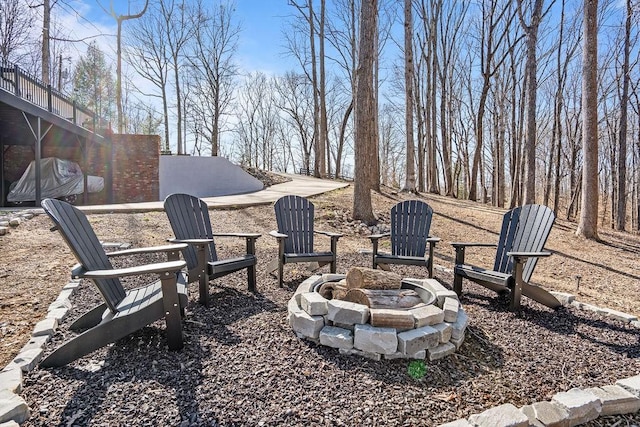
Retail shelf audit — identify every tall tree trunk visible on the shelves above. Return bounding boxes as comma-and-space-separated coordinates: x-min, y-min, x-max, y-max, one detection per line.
319, 0, 329, 176
576, 0, 599, 239
308, 0, 324, 177
403, 0, 416, 192
550, 0, 568, 214
517, 0, 544, 205
428, 2, 439, 194
353, 0, 377, 224
112, 1, 149, 134
615, 0, 631, 231
41, 0, 50, 85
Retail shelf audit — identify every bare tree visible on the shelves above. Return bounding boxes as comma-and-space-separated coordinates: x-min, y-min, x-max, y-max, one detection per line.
275, 71, 316, 172
160, 0, 195, 154
187, 0, 240, 156
235, 72, 279, 168
325, 0, 359, 178
102, 0, 149, 134
318, 0, 330, 176
437, 1, 468, 197
402, 0, 416, 192
615, 0, 632, 231
0, 0, 37, 64
126, 5, 172, 152
353, 0, 377, 224
288, 0, 326, 177
469, 0, 518, 201
517, 0, 545, 204
41, 0, 50, 84
576, 0, 599, 239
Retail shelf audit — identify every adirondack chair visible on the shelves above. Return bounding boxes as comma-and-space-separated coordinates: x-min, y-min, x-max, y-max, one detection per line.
452, 204, 561, 311
40, 198, 188, 367
369, 200, 440, 278
269, 195, 343, 287
164, 193, 260, 306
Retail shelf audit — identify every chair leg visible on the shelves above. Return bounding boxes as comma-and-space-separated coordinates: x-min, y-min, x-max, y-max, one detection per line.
278, 260, 284, 287
453, 247, 465, 296
70, 303, 107, 330
195, 244, 210, 307
371, 239, 378, 269
40, 319, 128, 367
427, 241, 436, 278
453, 273, 463, 296
330, 237, 339, 274
510, 257, 525, 311
160, 272, 184, 350
248, 263, 257, 292
199, 271, 210, 307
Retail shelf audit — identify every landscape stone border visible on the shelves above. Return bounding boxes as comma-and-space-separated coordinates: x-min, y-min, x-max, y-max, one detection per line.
288, 274, 467, 361
0, 210, 41, 236
1, 231, 640, 425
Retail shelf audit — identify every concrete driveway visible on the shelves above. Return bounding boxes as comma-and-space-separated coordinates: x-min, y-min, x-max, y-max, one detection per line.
78, 174, 350, 213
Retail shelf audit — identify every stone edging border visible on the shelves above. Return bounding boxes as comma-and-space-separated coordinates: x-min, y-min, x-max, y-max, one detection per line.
0, 210, 40, 236
1, 260, 640, 425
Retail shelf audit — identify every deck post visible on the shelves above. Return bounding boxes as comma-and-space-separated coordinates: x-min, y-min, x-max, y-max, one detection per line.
13, 64, 20, 96
47, 84, 53, 112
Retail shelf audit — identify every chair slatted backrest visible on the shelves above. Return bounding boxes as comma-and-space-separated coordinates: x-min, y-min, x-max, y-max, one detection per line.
274, 195, 314, 254
164, 193, 218, 271
494, 204, 555, 283
390, 200, 433, 257
41, 198, 126, 313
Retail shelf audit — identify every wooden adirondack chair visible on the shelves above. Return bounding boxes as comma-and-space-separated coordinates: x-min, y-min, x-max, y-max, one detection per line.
452, 204, 560, 311
269, 195, 343, 287
40, 198, 188, 367
369, 200, 440, 278
164, 193, 260, 306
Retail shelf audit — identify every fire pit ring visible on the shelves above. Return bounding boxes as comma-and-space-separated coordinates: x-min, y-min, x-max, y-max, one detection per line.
288, 274, 468, 361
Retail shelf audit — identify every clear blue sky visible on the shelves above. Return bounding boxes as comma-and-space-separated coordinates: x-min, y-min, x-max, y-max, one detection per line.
67, 0, 296, 75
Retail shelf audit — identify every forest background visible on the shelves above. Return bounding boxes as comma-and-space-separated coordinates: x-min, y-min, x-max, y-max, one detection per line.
1, 0, 638, 234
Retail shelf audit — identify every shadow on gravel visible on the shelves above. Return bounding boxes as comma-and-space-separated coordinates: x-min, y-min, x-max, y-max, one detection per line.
521, 306, 640, 358
188, 285, 280, 346
459, 287, 640, 359
43, 287, 280, 425
50, 323, 207, 425
300, 323, 505, 390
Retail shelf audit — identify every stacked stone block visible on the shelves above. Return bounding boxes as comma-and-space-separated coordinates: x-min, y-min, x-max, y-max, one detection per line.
439, 375, 640, 426
288, 275, 467, 361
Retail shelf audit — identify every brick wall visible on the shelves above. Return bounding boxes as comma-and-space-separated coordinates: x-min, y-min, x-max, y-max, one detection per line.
2, 132, 159, 205
110, 134, 159, 203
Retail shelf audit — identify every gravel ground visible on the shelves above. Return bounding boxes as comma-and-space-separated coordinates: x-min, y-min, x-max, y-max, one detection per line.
10, 183, 640, 426
21, 250, 640, 426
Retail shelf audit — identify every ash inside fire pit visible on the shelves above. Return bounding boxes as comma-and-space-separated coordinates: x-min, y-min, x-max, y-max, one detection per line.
288, 268, 468, 361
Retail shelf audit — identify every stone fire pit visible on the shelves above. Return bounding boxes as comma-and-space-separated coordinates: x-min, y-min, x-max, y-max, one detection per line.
287, 273, 468, 361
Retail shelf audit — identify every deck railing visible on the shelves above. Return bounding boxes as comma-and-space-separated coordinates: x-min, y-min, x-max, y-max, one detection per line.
0, 61, 108, 135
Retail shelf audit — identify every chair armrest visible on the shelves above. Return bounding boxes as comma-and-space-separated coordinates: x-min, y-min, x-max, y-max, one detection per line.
451, 242, 496, 249
168, 237, 213, 245
269, 230, 288, 239
451, 242, 496, 266
369, 232, 390, 242
213, 232, 260, 255
507, 251, 552, 259
426, 237, 441, 243
106, 243, 188, 257
72, 260, 186, 279
212, 232, 261, 239
316, 230, 343, 238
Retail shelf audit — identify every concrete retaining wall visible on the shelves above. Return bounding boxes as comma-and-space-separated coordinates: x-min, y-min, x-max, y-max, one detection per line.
159, 156, 263, 199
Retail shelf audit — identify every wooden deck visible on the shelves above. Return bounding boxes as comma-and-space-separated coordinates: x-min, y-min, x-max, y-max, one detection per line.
0, 62, 103, 134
